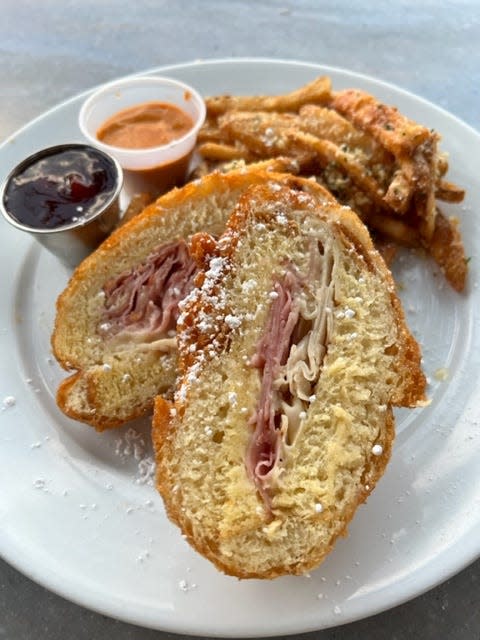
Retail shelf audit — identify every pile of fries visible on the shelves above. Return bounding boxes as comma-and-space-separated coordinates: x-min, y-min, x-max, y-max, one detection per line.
196, 77, 467, 291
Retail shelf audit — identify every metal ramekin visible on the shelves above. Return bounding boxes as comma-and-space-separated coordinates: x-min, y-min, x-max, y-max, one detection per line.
0, 143, 123, 269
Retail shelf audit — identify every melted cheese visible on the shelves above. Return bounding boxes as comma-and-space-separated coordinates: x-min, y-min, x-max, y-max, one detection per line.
278, 237, 335, 443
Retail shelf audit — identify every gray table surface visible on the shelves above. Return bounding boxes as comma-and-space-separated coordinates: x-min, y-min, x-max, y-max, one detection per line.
1, 1, 479, 638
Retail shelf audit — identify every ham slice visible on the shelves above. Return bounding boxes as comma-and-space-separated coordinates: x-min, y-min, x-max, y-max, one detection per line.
246, 268, 301, 508
99, 239, 198, 342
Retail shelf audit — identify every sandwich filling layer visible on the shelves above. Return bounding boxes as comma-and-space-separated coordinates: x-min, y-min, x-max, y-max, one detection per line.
247, 237, 335, 509
98, 239, 198, 347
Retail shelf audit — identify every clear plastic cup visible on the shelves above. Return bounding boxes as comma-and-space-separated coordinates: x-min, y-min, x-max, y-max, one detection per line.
78, 75, 206, 193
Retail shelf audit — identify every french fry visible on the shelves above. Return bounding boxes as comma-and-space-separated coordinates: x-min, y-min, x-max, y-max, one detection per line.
437, 152, 449, 177
197, 121, 225, 144
237, 157, 302, 174
217, 111, 318, 168
287, 130, 388, 211
425, 211, 467, 292
331, 89, 431, 157
435, 180, 465, 203
299, 104, 377, 158
383, 167, 413, 214
300, 104, 399, 192
197, 141, 252, 161
368, 214, 419, 246
206, 76, 332, 116
411, 138, 439, 241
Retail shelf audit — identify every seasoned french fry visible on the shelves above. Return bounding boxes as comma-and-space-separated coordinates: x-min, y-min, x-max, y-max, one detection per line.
411, 137, 439, 241
197, 141, 251, 161
197, 123, 225, 144
437, 152, 449, 177
299, 104, 377, 158
219, 111, 295, 141
287, 130, 388, 210
435, 180, 465, 203
425, 211, 467, 292
238, 157, 302, 174
383, 167, 413, 214
217, 111, 318, 168
331, 89, 431, 157
368, 214, 419, 246
206, 76, 332, 116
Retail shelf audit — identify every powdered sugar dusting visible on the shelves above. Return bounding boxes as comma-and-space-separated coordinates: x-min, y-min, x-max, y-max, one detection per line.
114, 427, 156, 485
225, 314, 242, 329
241, 279, 258, 293
136, 457, 156, 485
205, 256, 227, 280
178, 579, 197, 592
176, 252, 234, 403
2, 395, 16, 409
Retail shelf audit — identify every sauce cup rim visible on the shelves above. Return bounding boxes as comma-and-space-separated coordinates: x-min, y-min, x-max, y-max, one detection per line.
78, 75, 206, 158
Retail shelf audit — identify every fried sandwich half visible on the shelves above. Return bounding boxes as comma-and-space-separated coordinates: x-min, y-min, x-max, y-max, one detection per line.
153, 181, 426, 578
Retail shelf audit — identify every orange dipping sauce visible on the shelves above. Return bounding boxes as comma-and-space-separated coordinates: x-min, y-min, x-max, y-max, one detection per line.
96, 101, 194, 150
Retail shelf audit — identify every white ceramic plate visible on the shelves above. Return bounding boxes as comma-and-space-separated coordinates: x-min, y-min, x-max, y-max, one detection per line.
1, 59, 479, 637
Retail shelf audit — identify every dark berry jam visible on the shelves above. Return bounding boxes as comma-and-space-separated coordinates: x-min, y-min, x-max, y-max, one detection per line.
3, 145, 119, 230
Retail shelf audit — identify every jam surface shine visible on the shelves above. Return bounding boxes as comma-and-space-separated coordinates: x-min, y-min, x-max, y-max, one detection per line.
4, 147, 118, 229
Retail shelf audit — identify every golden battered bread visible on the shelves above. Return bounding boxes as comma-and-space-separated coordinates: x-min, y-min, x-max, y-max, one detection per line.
153, 181, 426, 578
